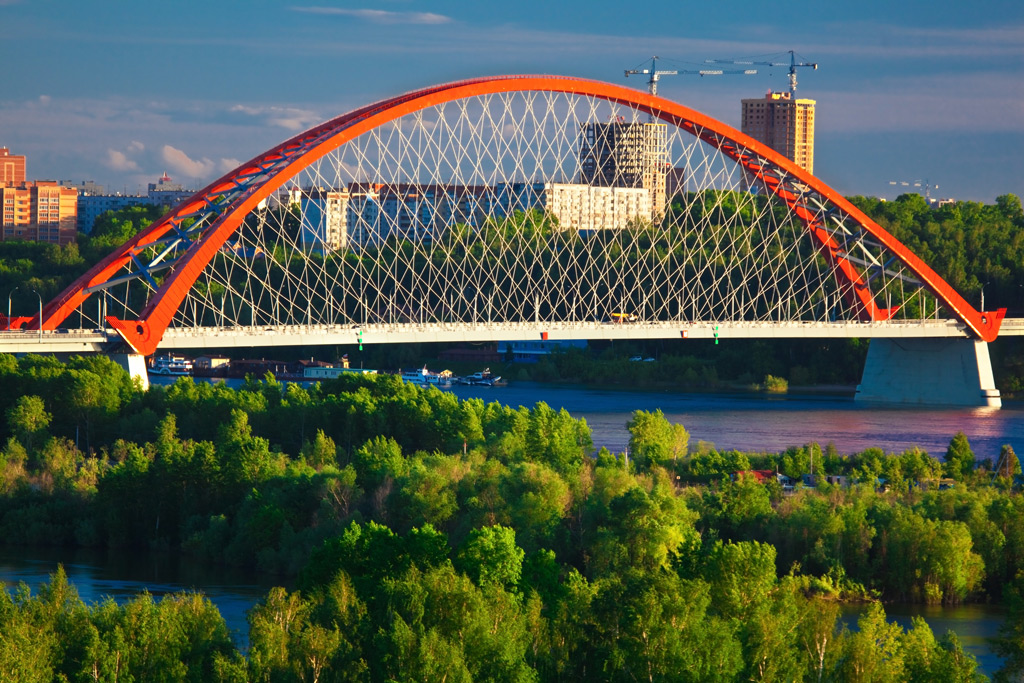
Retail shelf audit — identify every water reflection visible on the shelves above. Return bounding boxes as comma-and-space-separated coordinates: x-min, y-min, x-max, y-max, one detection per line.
150, 376, 1022, 459
842, 602, 1006, 677
440, 382, 1023, 459
0, 546, 280, 648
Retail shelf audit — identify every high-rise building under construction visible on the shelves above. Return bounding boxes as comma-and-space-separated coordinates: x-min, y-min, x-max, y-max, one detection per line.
579, 121, 668, 220
741, 92, 815, 174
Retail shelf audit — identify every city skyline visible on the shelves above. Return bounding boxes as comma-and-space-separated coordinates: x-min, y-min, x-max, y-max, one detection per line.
1, 0, 1021, 202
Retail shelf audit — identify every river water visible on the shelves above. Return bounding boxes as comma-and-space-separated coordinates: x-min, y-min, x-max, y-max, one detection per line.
841, 603, 1006, 677
0, 545, 279, 648
442, 382, 1023, 461
7, 378, 1019, 670
149, 375, 1024, 459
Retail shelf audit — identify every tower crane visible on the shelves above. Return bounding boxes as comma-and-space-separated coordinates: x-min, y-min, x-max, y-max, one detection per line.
624, 56, 757, 97
888, 179, 938, 202
704, 50, 817, 94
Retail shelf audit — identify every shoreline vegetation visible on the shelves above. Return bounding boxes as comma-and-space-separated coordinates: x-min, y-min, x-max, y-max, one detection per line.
1, 353, 1022, 680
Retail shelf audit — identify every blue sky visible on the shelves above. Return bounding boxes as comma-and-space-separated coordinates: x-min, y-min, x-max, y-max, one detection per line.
2, 0, 1022, 202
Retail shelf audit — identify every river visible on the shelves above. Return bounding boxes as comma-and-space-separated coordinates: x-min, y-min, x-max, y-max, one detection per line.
150, 375, 1024, 459
0, 545, 280, 648
439, 382, 1023, 460
7, 378, 1019, 671
841, 603, 1006, 677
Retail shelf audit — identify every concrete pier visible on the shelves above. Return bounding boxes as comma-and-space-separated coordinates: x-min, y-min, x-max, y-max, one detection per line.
855, 338, 1001, 408
113, 353, 149, 391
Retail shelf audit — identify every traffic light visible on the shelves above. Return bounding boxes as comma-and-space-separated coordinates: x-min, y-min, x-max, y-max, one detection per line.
356, 328, 363, 351
714, 325, 719, 345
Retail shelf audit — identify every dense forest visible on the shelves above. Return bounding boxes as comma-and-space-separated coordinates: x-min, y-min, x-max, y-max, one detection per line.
0, 354, 1022, 680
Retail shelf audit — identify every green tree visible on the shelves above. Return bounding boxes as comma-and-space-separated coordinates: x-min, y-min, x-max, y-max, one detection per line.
993, 571, 1024, 680
702, 540, 777, 619
626, 409, 675, 469
996, 444, 1021, 480
944, 431, 975, 480
457, 525, 525, 592
216, 409, 281, 484
248, 586, 308, 681
301, 429, 337, 470
840, 602, 906, 682
353, 435, 406, 487
590, 486, 698, 575
5, 394, 50, 452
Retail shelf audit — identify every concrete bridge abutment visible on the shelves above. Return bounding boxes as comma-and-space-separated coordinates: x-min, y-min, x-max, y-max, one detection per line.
855, 338, 1001, 408
112, 353, 149, 392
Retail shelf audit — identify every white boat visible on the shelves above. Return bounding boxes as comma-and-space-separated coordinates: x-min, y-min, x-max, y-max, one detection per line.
149, 355, 193, 376
400, 366, 453, 385
401, 367, 429, 383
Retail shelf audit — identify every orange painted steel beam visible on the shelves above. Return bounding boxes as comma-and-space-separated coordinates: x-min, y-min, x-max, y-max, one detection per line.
35, 75, 1005, 355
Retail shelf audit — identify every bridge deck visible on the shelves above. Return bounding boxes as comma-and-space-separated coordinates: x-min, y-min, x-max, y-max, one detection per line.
0, 319, 1020, 354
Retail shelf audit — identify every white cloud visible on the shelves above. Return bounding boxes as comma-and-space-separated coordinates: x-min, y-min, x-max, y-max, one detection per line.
218, 158, 242, 173
105, 149, 140, 172
229, 104, 263, 117
231, 104, 322, 131
160, 145, 240, 181
290, 6, 451, 24
128, 140, 145, 153
38, 95, 51, 106
161, 145, 217, 178
267, 115, 313, 131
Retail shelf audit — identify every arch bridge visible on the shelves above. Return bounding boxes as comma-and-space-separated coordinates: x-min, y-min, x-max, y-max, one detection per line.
0, 76, 1013, 405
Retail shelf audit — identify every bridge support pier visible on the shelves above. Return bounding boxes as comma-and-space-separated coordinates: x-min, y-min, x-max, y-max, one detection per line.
113, 354, 149, 392
855, 338, 1000, 408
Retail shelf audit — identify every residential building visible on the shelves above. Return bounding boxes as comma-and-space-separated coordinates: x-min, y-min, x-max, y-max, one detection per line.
0, 148, 26, 183
666, 167, 686, 202
741, 91, 815, 173
60, 180, 105, 195
257, 187, 302, 211
327, 183, 493, 249
579, 121, 668, 219
146, 172, 193, 207
493, 182, 651, 231
1, 180, 78, 245
77, 194, 154, 233
77, 173, 198, 233
300, 188, 350, 251
298, 172, 657, 252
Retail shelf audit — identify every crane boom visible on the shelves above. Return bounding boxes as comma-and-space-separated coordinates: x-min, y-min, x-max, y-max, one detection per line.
705, 50, 817, 93
625, 56, 756, 96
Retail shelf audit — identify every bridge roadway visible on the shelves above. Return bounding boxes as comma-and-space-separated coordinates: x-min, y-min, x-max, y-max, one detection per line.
1, 318, 1021, 355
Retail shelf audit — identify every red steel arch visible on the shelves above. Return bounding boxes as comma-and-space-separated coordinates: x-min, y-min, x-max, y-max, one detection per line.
36, 75, 1005, 355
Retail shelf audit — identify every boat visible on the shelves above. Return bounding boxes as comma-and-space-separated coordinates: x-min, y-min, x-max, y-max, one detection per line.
149, 354, 193, 376
458, 368, 503, 386
400, 366, 453, 386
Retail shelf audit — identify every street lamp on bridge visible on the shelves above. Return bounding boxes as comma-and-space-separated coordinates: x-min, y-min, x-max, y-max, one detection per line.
31, 289, 42, 342
981, 281, 990, 312
6, 286, 19, 328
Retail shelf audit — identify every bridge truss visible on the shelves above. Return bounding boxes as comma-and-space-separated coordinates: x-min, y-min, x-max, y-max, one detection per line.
15, 76, 1006, 355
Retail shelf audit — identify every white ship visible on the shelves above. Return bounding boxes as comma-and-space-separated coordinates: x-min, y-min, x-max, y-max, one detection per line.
149, 355, 193, 376
400, 366, 453, 385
